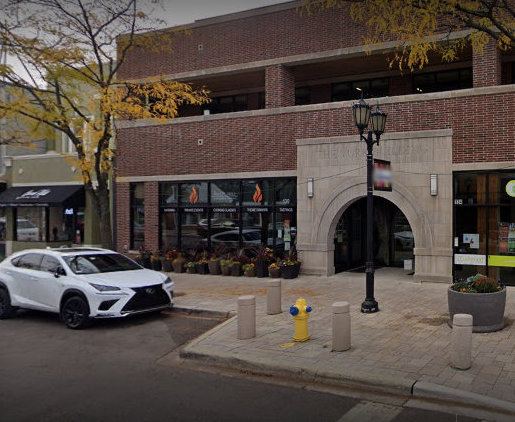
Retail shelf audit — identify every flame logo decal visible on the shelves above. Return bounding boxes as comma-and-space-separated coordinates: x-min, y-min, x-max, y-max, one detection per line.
253, 184, 263, 203
189, 186, 199, 204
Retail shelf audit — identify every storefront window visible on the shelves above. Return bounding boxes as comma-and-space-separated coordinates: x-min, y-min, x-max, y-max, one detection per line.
242, 209, 272, 252
242, 180, 272, 206
275, 179, 296, 206
210, 181, 239, 206
160, 183, 179, 206
49, 207, 76, 241
130, 183, 144, 250
454, 172, 515, 285
161, 208, 178, 250
209, 208, 239, 252
180, 208, 207, 251
180, 182, 208, 205
16, 207, 45, 242
276, 208, 296, 257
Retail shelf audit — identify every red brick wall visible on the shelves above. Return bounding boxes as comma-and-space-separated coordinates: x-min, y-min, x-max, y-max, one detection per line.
266, 65, 295, 108
473, 38, 501, 87
118, 6, 362, 80
116, 91, 515, 181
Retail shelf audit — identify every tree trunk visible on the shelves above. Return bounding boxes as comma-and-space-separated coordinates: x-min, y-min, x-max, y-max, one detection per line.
90, 185, 113, 249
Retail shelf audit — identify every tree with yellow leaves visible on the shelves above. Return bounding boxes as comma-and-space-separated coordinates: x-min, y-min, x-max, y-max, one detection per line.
0, 0, 209, 248
305, 0, 514, 69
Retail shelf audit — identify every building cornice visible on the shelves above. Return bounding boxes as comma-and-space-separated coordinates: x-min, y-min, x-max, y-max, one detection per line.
117, 84, 515, 130
116, 170, 296, 183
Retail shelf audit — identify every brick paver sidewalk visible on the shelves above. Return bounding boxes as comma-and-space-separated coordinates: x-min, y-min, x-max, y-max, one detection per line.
172, 267, 515, 403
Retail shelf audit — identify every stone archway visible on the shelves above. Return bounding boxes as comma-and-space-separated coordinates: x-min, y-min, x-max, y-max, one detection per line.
296, 129, 453, 283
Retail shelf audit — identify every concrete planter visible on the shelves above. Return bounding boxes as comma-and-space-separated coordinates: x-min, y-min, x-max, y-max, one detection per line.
448, 287, 506, 333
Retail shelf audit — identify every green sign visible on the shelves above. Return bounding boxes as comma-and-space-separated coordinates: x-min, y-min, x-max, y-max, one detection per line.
488, 255, 515, 267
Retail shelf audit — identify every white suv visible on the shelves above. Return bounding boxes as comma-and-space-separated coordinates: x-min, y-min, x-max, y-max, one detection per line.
0, 247, 174, 329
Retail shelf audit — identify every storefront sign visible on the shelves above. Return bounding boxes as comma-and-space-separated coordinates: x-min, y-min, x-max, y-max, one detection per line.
183, 207, 205, 213
488, 255, 515, 267
506, 180, 515, 197
373, 159, 392, 191
64, 208, 74, 215
454, 254, 486, 266
213, 207, 237, 213
163, 208, 177, 213
279, 207, 293, 213
16, 189, 51, 199
245, 207, 269, 213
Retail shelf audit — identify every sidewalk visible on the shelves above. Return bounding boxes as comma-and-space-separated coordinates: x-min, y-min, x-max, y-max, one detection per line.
171, 268, 515, 417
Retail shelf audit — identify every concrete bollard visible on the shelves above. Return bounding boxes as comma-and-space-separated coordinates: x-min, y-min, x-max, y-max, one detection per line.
266, 279, 282, 315
237, 295, 256, 340
332, 301, 351, 352
451, 313, 473, 370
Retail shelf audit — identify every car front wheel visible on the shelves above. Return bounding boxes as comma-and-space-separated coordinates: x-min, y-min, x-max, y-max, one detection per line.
0, 287, 15, 319
61, 296, 91, 329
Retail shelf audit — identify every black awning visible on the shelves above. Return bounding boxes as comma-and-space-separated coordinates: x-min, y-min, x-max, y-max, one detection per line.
0, 185, 84, 207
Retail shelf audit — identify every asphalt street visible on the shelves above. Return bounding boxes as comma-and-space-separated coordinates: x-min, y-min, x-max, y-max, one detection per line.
0, 309, 479, 422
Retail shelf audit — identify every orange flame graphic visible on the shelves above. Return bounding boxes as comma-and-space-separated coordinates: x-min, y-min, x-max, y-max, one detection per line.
189, 186, 199, 204
253, 184, 263, 203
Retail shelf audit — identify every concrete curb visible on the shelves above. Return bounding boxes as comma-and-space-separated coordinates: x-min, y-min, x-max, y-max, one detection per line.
173, 306, 235, 319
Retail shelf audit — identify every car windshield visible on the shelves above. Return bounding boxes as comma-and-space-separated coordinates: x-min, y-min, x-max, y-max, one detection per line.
63, 253, 142, 274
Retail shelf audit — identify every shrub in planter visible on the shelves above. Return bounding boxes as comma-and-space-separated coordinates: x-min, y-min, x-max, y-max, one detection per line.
163, 249, 179, 272
195, 259, 209, 275
280, 259, 301, 279
230, 261, 242, 276
208, 256, 221, 275
254, 246, 274, 278
185, 261, 196, 274
448, 274, 506, 332
151, 253, 163, 271
172, 253, 187, 273
162, 258, 173, 272
220, 259, 232, 276
268, 262, 281, 278
138, 247, 152, 269
243, 263, 256, 277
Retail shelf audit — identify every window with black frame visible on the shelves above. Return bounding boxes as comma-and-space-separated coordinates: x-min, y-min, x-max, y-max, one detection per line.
414, 68, 472, 94
160, 182, 179, 250
454, 172, 515, 286
130, 183, 144, 250
332, 78, 389, 102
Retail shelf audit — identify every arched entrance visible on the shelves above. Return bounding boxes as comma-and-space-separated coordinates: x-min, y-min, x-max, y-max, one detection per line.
333, 197, 414, 273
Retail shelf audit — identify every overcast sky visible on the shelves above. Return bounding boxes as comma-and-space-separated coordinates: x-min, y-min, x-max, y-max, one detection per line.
156, 0, 292, 27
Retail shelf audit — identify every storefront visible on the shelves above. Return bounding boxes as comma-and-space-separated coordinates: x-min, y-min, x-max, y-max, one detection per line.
130, 177, 297, 256
453, 171, 515, 285
0, 185, 85, 252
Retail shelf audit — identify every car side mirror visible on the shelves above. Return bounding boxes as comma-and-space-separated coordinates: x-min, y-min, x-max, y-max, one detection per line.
54, 266, 66, 278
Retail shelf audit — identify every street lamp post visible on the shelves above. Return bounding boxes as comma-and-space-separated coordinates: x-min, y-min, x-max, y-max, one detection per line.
352, 96, 387, 313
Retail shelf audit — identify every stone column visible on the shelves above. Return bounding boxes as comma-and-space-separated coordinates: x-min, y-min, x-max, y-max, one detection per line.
266, 279, 282, 315
265, 64, 295, 108
238, 295, 256, 340
332, 301, 351, 351
451, 313, 473, 370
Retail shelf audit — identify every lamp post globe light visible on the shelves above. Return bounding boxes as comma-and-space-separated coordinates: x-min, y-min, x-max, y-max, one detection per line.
351, 95, 387, 313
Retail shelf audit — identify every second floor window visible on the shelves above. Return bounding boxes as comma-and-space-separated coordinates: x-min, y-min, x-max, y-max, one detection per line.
332, 78, 389, 102
209, 95, 248, 114
413, 68, 472, 94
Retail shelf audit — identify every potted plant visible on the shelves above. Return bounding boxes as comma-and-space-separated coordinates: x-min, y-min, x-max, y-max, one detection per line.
220, 259, 232, 276
280, 258, 301, 279
138, 247, 152, 269
162, 249, 177, 272
172, 252, 187, 273
195, 257, 209, 274
185, 261, 196, 274
448, 274, 506, 332
208, 254, 221, 275
268, 262, 281, 278
230, 260, 242, 276
254, 246, 274, 278
243, 263, 256, 277
151, 251, 163, 271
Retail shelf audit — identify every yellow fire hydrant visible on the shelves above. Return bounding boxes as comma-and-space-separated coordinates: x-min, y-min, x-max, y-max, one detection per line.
289, 297, 312, 342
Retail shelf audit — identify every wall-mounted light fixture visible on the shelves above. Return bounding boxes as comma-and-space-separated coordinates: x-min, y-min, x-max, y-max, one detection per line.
307, 177, 314, 198
430, 174, 438, 196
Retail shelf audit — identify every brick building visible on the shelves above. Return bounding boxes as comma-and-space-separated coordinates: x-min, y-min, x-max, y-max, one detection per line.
115, 1, 515, 284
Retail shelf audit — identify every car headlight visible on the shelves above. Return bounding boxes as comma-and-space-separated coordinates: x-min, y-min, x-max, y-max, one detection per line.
163, 276, 173, 285
89, 283, 121, 292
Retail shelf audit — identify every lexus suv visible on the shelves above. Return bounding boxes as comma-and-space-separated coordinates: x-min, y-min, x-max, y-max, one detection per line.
0, 247, 174, 329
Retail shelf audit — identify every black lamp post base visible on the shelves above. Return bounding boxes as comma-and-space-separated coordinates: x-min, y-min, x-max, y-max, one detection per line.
361, 299, 379, 313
